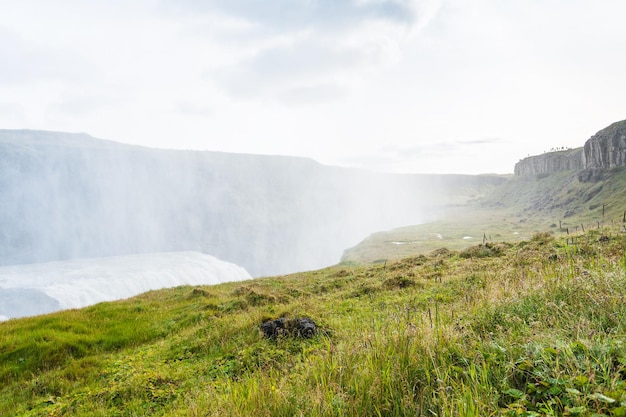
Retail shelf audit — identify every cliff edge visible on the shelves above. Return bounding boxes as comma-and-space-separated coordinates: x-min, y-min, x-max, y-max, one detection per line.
514, 147, 583, 176
582, 119, 626, 169
515, 119, 626, 176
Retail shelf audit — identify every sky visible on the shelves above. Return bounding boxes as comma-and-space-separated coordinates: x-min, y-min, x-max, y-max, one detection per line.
1, 0, 625, 174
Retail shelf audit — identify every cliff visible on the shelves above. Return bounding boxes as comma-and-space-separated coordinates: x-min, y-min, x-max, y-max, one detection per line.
514, 148, 583, 176
514, 119, 626, 176
582, 120, 626, 169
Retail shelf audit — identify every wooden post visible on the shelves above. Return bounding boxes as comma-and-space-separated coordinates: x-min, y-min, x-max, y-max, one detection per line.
581, 224, 585, 233
603, 204, 606, 219
427, 308, 433, 329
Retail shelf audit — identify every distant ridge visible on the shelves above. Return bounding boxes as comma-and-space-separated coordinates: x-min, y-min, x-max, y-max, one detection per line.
0, 129, 504, 277
0, 129, 126, 149
0, 129, 329, 166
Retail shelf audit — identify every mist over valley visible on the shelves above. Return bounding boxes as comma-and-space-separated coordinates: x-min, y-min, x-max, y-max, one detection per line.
2, 118, 624, 320
0, 130, 505, 276
0, 129, 504, 319
0, 252, 250, 320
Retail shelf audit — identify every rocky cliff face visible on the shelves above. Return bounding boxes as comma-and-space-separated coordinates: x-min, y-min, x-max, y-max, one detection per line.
514, 119, 626, 175
514, 148, 583, 176
583, 120, 626, 169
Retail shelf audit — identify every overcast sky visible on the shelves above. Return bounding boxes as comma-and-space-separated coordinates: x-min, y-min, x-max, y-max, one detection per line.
1, 0, 625, 174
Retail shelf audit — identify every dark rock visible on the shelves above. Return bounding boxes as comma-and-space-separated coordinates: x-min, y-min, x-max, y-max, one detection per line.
578, 169, 609, 183
261, 317, 317, 339
583, 120, 626, 169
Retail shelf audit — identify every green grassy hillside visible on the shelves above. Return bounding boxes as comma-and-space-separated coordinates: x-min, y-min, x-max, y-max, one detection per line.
342, 168, 626, 264
1, 227, 625, 416
483, 168, 626, 223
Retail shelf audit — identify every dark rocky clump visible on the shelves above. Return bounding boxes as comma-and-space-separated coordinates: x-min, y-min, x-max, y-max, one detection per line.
261, 317, 317, 339
578, 169, 609, 183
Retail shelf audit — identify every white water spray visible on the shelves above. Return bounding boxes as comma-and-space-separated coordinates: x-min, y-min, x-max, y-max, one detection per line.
0, 252, 251, 320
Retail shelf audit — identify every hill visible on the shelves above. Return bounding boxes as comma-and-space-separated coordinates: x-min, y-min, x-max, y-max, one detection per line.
1, 226, 624, 416
0, 129, 505, 277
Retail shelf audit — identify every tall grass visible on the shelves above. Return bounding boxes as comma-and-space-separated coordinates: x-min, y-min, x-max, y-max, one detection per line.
1, 228, 625, 416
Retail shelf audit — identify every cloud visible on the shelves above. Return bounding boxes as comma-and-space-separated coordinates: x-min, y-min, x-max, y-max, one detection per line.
50, 92, 123, 117
168, 0, 425, 29
175, 101, 214, 117
330, 136, 512, 173
462, 137, 508, 146
209, 35, 373, 98
277, 83, 349, 105
379, 137, 508, 158
169, 0, 442, 103
0, 26, 93, 85
0, 102, 24, 124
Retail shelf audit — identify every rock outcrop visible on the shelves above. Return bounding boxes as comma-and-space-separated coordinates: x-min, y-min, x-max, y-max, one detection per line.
515, 120, 626, 176
582, 120, 626, 169
260, 317, 317, 339
514, 148, 583, 176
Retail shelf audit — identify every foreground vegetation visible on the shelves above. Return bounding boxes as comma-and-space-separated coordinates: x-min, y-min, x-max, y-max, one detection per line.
1, 226, 625, 416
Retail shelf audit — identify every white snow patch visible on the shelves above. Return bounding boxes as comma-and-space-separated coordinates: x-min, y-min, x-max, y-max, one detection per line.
462, 236, 473, 240
0, 252, 251, 319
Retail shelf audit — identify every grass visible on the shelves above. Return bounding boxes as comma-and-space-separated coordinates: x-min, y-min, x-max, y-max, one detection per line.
1, 226, 625, 416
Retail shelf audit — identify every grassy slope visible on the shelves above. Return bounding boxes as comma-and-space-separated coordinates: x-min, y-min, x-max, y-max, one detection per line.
342, 168, 626, 264
1, 228, 625, 416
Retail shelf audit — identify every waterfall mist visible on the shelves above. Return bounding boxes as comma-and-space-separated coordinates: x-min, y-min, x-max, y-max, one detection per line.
0, 251, 251, 320
0, 130, 501, 277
